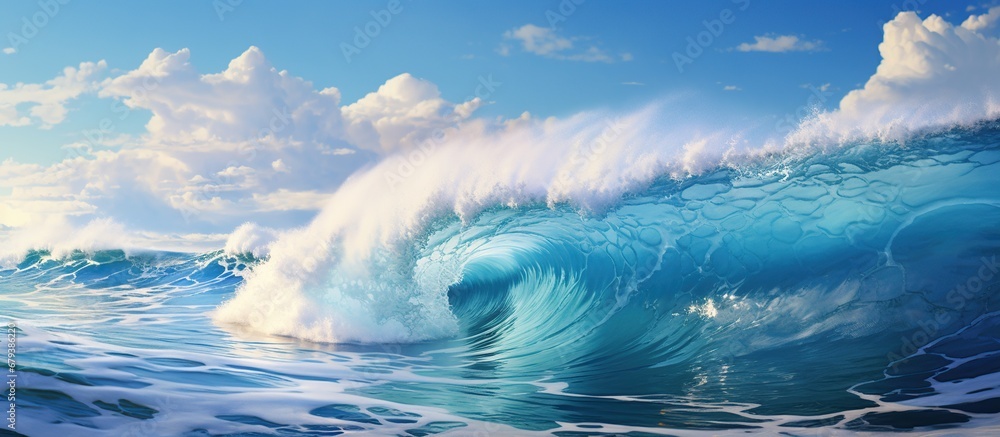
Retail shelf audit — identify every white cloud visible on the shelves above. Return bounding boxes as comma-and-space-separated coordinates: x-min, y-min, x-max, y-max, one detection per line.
99, 47, 344, 146
0, 46, 484, 236
341, 73, 482, 153
272, 159, 290, 173
99, 46, 479, 156
505, 24, 572, 55
501, 24, 626, 63
0, 148, 194, 235
0, 61, 106, 128
2, 48, 14, 55
962, 6, 1000, 31
621, 81, 645, 86
320, 146, 357, 156
735, 35, 822, 53
789, 11, 1000, 144
723, 85, 741, 91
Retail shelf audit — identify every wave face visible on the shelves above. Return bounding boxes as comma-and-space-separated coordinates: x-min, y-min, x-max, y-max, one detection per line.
6, 124, 1000, 434
218, 123, 1000, 429
219, 123, 1000, 349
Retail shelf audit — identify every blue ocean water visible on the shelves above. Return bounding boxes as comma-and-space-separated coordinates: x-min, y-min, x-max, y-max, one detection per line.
4, 124, 1000, 435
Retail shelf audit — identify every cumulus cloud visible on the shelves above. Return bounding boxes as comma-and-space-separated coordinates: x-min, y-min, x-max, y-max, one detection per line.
963, 6, 1000, 31
0, 46, 483, 238
271, 159, 290, 173
735, 35, 822, 53
341, 73, 482, 153
789, 11, 1000, 144
0, 148, 196, 232
0, 61, 106, 128
99, 47, 344, 146
501, 24, 627, 63
98, 46, 479, 156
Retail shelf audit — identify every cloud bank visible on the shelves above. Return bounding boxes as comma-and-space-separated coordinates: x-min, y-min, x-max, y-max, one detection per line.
0, 46, 482, 237
789, 12, 1000, 145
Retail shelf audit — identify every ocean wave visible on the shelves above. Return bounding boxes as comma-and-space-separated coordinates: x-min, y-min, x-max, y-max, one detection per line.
214, 119, 1000, 355
6, 121, 1000, 434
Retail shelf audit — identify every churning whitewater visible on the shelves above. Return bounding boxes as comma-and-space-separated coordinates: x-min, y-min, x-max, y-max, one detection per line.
5, 120, 1000, 434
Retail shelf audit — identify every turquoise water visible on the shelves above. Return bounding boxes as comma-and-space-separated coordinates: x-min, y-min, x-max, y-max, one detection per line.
4, 125, 1000, 435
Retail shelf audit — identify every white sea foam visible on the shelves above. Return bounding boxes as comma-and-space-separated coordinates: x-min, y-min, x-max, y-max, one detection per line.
223, 222, 282, 258
0, 217, 226, 268
0, 217, 131, 268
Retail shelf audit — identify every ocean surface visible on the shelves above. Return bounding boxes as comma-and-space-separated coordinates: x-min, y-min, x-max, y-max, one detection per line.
4, 124, 1000, 435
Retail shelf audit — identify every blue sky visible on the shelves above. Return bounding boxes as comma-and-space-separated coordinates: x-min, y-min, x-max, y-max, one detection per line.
0, 0, 983, 165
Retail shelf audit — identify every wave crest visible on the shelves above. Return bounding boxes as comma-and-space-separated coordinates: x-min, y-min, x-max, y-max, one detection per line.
215, 122, 1000, 358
